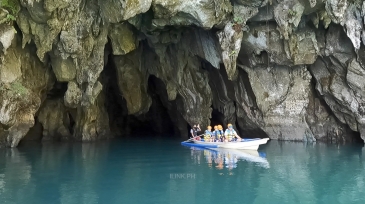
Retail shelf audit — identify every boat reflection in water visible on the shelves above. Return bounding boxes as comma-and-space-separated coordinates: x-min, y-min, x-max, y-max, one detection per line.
184, 144, 270, 169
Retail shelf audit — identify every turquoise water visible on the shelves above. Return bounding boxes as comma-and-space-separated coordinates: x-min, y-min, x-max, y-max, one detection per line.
0, 139, 364, 204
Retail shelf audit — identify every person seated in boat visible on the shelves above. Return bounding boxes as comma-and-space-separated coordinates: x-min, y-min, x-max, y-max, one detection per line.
204, 126, 213, 142
212, 125, 220, 142
224, 123, 241, 142
190, 124, 201, 140
218, 125, 225, 142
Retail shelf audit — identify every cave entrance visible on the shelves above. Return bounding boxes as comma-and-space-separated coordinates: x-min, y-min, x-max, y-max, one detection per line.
103, 50, 177, 138
210, 108, 225, 127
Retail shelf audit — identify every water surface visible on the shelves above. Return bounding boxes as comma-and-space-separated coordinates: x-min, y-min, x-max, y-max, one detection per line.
0, 139, 364, 204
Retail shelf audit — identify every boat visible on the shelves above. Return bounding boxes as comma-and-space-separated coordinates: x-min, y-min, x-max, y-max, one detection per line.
181, 138, 269, 150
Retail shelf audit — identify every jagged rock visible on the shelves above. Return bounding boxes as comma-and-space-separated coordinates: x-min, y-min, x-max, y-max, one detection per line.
241, 23, 292, 66
151, 0, 232, 29
325, 0, 347, 24
309, 25, 365, 141
191, 29, 222, 69
208, 67, 237, 125
218, 22, 243, 80
0, 36, 52, 147
343, 4, 363, 51
0, 30, 21, 83
15, 0, 114, 142
233, 0, 267, 7
233, 3, 260, 24
99, 0, 152, 23
19, 0, 51, 23
145, 28, 214, 127
108, 23, 137, 55
113, 48, 151, 115
49, 50, 76, 82
44, 0, 71, 13
310, 57, 364, 137
299, 0, 326, 14
241, 23, 321, 66
323, 0, 365, 51
3, 0, 365, 147
72, 89, 111, 141
64, 81, 82, 108
0, 8, 8, 21
362, 1, 365, 46
242, 64, 315, 141
205, 64, 266, 137
249, 2, 275, 22
16, 6, 60, 61
287, 28, 320, 64
17, 0, 108, 106
324, 24, 354, 61
274, 0, 304, 39
346, 59, 365, 94
0, 24, 16, 53
305, 89, 354, 142
233, 69, 266, 136
217, 2, 264, 80
38, 99, 72, 140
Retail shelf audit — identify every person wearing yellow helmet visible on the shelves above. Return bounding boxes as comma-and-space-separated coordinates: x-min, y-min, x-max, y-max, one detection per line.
212, 125, 219, 142
224, 123, 241, 142
204, 126, 213, 142
218, 125, 225, 142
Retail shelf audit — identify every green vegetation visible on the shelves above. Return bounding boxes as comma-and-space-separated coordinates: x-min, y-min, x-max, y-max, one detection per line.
10, 82, 28, 96
233, 16, 244, 25
0, 81, 29, 98
0, 0, 20, 24
1, 0, 20, 15
229, 50, 237, 57
232, 16, 244, 32
287, 9, 297, 18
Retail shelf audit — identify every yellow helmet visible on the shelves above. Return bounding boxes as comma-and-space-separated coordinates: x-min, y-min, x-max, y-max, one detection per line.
207, 125, 212, 129
214, 125, 218, 129
218, 125, 223, 130
228, 123, 233, 128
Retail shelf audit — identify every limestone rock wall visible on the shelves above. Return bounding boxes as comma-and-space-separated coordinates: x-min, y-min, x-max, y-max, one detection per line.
0, 33, 52, 147
1, 0, 365, 147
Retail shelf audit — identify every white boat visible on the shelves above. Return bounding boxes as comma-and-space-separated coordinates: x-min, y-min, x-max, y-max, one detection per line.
191, 138, 270, 150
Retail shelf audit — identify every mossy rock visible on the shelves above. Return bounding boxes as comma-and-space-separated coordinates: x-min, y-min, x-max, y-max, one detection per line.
0, 81, 29, 99
1, 0, 20, 15
0, 0, 20, 24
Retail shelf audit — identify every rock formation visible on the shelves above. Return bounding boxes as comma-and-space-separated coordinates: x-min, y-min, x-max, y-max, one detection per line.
1, 0, 365, 147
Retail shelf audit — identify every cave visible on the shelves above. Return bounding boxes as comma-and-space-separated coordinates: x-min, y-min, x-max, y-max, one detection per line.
3, 0, 365, 148
103, 49, 178, 138
210, 108, 225, 128
21, 80, 70, 142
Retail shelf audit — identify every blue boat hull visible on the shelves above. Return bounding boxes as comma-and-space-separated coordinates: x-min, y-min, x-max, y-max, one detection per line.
181, 138, 269, 150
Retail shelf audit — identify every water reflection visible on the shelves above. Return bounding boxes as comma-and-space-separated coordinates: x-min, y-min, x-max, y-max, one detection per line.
0, 140, 364, 204
185, 145, 270, 169
253, 141, 365, 204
